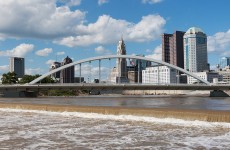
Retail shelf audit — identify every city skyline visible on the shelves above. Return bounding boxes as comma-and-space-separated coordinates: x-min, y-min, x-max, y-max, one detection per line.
0, 0, 230, 77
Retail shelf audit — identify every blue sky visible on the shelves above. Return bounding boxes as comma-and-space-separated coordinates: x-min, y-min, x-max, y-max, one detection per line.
0, 0, 230, 77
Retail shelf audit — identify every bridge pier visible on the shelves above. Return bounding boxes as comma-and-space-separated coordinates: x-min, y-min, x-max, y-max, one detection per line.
210, 90, 229, 97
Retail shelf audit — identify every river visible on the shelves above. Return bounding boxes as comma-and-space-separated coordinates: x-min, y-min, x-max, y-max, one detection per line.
0, 96, 230, 149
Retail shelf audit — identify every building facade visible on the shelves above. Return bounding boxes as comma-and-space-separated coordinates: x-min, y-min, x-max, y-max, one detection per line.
9, 57, 25, 78
162, 31, 185, 69
219, 57, 230, 69
60, 56, 75, 83
142, 66, 177, 84
184, 27, 209, 72
50, 62, 61, 79
216, 66, 230, 84
187, 72, 223, 84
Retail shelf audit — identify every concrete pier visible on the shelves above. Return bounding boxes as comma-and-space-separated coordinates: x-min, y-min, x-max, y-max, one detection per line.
210, 90, 230, 97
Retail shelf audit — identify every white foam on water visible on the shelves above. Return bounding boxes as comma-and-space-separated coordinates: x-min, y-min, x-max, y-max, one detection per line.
0, 108, 229, 128
1, 108, 230, 128
0, 108, 230, 149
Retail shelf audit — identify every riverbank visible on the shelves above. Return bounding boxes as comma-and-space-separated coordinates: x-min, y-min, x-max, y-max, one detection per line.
0, 102, 230, 123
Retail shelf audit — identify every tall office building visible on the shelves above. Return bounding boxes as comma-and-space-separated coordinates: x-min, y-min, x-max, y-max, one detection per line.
219, 57, 230, 69
60, 56, 75, 83
162, 31, 185, 69
9, 57, 25, 78
116, 38, 128, 83
184, 27, 209, 72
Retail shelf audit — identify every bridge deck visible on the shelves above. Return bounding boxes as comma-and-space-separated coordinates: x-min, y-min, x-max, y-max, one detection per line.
0, 84, 229, 91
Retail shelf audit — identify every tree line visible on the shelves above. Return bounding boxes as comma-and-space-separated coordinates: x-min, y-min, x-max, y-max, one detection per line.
1, 72, 55, 84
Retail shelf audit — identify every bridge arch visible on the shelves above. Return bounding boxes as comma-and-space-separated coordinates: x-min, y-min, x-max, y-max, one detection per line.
29, 55, 210, 85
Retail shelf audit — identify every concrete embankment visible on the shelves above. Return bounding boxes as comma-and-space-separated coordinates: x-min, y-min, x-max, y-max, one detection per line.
0, 102, 230, 123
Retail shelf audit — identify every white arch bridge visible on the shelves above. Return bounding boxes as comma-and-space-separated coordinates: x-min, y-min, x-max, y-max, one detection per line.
29, 55, 210, 85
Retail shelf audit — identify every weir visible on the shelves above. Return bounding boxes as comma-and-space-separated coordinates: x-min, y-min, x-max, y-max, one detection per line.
0, 103, 230, 123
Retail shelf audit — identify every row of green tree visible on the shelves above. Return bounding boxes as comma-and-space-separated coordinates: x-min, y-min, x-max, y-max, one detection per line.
1, 72, 55, 84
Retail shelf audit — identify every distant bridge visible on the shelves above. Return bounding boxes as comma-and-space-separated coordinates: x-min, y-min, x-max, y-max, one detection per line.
29, 55, 211, 85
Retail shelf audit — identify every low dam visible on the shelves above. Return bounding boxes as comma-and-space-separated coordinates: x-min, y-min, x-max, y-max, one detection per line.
0, 96, 230, 123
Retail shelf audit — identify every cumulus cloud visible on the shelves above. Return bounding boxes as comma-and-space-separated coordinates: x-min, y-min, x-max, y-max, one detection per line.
75, 63, 110, 81
60, 0, 82, 6
55, 14, 166, 47
98, 0, 109, 5
0, 0, 166, 48
46, 59, 56, 65
0, 0, 86, 39
36, 48, 53, 57
145, 44, 162, 60
57, 51, 66, 55
0, 43, 34, 57
142, 0, 163, 4
95, 46, 112, 55
25, 68, 44, 75
208, 29, 230, 54
0, 0, 166, 47
0, 65, 9, 73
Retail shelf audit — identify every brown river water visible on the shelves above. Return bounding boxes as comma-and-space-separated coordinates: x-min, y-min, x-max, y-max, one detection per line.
0, 96, 230, 149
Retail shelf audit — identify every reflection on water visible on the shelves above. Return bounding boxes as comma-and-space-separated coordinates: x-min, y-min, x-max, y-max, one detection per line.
0, 109, 230, 149
0, 96, 230, 110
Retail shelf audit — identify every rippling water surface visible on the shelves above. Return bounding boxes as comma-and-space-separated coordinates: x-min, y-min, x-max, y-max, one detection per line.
1, 96, 230, 110
0, 108, 230, 149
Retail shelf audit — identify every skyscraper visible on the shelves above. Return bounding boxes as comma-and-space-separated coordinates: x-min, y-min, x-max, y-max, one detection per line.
184, 27, 209, 72
60, 56, 75, 83
9, 57, 25, 78
116, 38, 128, 83
219, 57, 230, 69
162, 31, 185, 69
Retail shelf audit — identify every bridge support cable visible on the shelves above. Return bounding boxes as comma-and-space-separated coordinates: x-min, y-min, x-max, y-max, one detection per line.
148, 65, 150, 83
138, 60, 140, 84
79, 63, 82, 83
157, 64, 159, 85
99, 59, 101, 83
109, 58, 111, 83
89, 61, 91, 83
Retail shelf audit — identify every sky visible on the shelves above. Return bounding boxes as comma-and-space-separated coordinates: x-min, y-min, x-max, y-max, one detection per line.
0, 0, 230, 79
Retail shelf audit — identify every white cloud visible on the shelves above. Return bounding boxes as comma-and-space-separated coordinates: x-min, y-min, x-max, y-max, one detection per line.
0, 43, 34, 57
0, 0, 85, 39
142, 0, 163, 4
75, 63, 110, 81
98, 0, 108, 5
46, 59, 56, 65
25, 68, 44, 75
0, 0, 166, 49
95, 46, 112, 55
57, 51, 66, 55
0, 65, 9, 73
61, 0, 82, 6
208, 29, 230, 53
55, 14, 166, 47
36, 48, 53, 57
0, 1, 165, 48
145, 44, 162, 60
